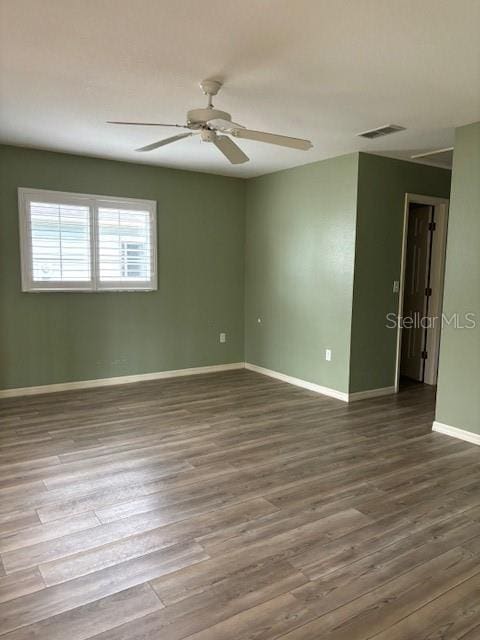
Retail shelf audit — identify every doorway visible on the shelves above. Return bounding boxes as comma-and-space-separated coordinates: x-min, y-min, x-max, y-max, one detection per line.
395, 194, 449, 390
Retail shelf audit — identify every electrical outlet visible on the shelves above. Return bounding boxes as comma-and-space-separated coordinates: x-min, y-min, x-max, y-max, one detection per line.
325, 349, 332, 362
219, 332, 226, 343
393, 280, 400, 293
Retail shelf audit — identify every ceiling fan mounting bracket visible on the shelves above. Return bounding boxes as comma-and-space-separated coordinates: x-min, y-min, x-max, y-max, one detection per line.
199, 79, 223, 108
200, 79, 222, 97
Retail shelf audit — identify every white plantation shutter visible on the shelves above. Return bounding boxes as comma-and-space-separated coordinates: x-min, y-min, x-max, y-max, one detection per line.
30, 201, 91, 284
19, 189, 157, 292
97, 206, 153, 287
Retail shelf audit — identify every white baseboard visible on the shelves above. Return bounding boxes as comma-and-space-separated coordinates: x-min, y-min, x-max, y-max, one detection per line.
244, 362, 349, 402
0, 362, 245, 399
348, 386, 396, 402
432, 421, 480, 446
0, 361, 399, 406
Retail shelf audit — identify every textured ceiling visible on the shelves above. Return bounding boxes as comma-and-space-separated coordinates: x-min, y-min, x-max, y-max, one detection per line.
1, 0, 479, 177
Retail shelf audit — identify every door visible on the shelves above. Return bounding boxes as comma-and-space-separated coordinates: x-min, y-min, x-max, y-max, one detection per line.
400, 205, 433, 381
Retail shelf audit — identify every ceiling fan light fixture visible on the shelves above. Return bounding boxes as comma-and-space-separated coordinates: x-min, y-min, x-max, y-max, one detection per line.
200, 129, 216, 143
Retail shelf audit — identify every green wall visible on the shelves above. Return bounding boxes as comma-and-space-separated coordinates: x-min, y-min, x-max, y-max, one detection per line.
0, 144, 460, 401
350, 154, 451, 392
435, 122, 480, 434
245, 153, 359, 394
0, 145, 246, 390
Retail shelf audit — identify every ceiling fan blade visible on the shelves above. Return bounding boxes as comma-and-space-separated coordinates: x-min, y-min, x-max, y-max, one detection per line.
107, 121, 188, 128
232, 128, 312, 150
213, 136, 249, 164
136, 132, 193, 152
207, 118, 245, 131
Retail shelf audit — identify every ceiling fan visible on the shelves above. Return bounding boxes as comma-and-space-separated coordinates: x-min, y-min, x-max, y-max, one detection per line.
107, 80, 313, 165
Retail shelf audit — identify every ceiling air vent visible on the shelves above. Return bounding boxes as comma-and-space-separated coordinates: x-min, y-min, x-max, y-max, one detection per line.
357, 124, 406, 139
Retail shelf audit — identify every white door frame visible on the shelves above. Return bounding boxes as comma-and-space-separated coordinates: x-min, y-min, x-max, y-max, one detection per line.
394, 193, 450, 392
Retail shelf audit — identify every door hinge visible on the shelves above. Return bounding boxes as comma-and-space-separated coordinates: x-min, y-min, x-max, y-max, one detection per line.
421, 350, 428, 360
428, 222, 436, 231
425, 287, 432, 297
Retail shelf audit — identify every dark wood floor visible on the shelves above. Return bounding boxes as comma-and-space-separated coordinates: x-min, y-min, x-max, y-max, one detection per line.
0, 370, 479, 639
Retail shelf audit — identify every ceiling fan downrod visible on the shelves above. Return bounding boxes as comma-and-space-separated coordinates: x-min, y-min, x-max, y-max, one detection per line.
200, 79, 222, 109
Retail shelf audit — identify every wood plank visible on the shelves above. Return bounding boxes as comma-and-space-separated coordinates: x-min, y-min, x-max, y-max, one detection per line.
1, 583, 163, 640
201, 508, 372, 559
94, 558, 307, 640
179, 593, 313, 640
39, 498, 277, 585
0, 511, 100, 553
0, 510, 40, 537
279, 546, 480, 639
291, 517, 480, 616
37, 461, 236, 522
0, 568, 45, 604
371, 571, 480, 640
2, 495, 220, 573
0, 542, 207, 634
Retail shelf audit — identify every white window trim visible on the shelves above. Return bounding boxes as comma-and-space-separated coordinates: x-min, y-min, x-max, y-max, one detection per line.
18, 188, 157, 292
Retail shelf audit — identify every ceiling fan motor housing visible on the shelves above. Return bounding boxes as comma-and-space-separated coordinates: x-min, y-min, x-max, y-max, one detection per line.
187, 108, 231, 128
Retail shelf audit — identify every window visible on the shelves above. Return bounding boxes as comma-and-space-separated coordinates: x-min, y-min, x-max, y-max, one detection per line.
18, 188, 157, 291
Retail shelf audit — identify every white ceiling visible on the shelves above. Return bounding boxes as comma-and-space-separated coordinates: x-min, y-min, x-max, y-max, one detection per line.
1, 0, 479, 178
